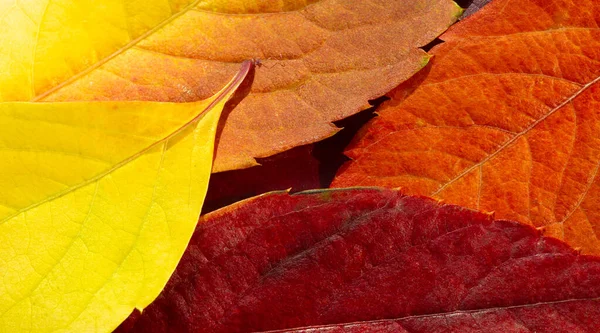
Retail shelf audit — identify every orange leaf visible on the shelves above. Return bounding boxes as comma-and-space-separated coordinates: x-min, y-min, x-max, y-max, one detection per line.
1, 0, 462, 172
332, 0, 600, 253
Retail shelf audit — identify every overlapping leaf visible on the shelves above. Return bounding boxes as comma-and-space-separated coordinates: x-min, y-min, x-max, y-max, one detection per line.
0, 0, 462, 172
333, 0, 600, 253
460, 0, 491, 18
115, 188, 600, 333
0, 61, 251, 332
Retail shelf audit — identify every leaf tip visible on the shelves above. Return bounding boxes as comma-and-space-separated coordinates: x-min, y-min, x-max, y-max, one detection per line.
452, 1, 465, 19
420, 55, 432, 69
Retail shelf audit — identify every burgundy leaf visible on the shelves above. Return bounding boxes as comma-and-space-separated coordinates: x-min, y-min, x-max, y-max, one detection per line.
269, 299, 600, 332
116, 188, 600, 332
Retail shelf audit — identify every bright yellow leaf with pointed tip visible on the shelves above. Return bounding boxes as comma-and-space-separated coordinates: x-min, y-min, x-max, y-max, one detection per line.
0, 61, 252, 332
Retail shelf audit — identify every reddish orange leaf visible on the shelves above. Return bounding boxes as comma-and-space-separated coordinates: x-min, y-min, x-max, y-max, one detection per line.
333, 0, 600, 254
114, 188, 600, 332
4, 0, 462, 172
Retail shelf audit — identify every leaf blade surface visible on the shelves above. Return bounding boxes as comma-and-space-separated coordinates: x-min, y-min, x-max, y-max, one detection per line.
0, 61, 251, 332
332, 0, 600, 253
0, 0, 462, 171
268, 299, 600, 332
115, 188, 600, 332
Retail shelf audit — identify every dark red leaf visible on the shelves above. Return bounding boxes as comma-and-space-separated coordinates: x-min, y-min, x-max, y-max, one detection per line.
269, 299, 600, 332
116, 188, 600, 332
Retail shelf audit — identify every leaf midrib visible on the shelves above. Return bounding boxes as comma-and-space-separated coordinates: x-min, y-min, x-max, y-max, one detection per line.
431, 74, 600, 197
269, 297, 600, 331
1, 61, 250, 225
31, 0, 204, 102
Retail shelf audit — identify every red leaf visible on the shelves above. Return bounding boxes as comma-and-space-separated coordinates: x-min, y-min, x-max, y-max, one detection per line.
270, 299, 600, 332
116, 188, 600, 332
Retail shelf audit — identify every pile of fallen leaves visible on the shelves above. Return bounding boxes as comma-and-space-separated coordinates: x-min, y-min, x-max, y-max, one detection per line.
1, 0, 599, 332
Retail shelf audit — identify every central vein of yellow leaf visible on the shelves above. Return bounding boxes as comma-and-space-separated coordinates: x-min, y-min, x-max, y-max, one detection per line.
5, 61, 249, 225
32, 0, 204, 101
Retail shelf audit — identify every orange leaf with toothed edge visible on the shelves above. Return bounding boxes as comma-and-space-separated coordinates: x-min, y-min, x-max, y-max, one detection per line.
0, 0, 462, 172
332, 0, 600, 254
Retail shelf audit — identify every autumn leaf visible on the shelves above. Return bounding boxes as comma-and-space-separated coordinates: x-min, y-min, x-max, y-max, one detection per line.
332, 0, 600, 254
0, 61, 251, 332
265, 298, 600, 332
114, 188, 600, 333
0, 0, 462, 172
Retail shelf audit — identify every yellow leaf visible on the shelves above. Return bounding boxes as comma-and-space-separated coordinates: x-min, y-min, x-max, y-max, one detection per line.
0, 61, 252, 332
0, 0, 198, 101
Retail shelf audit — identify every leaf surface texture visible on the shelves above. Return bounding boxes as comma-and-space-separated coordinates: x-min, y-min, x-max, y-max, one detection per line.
116, 188, 600, 332
0, 0, 462, 171
333, 0, 600, 253
0, 61, 251, 332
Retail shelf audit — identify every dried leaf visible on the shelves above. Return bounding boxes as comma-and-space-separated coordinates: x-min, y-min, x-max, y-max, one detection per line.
115, 188, 600, 332
0, 0, 462, 172
0, 61, 251, 332
333, 0, 600, 253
